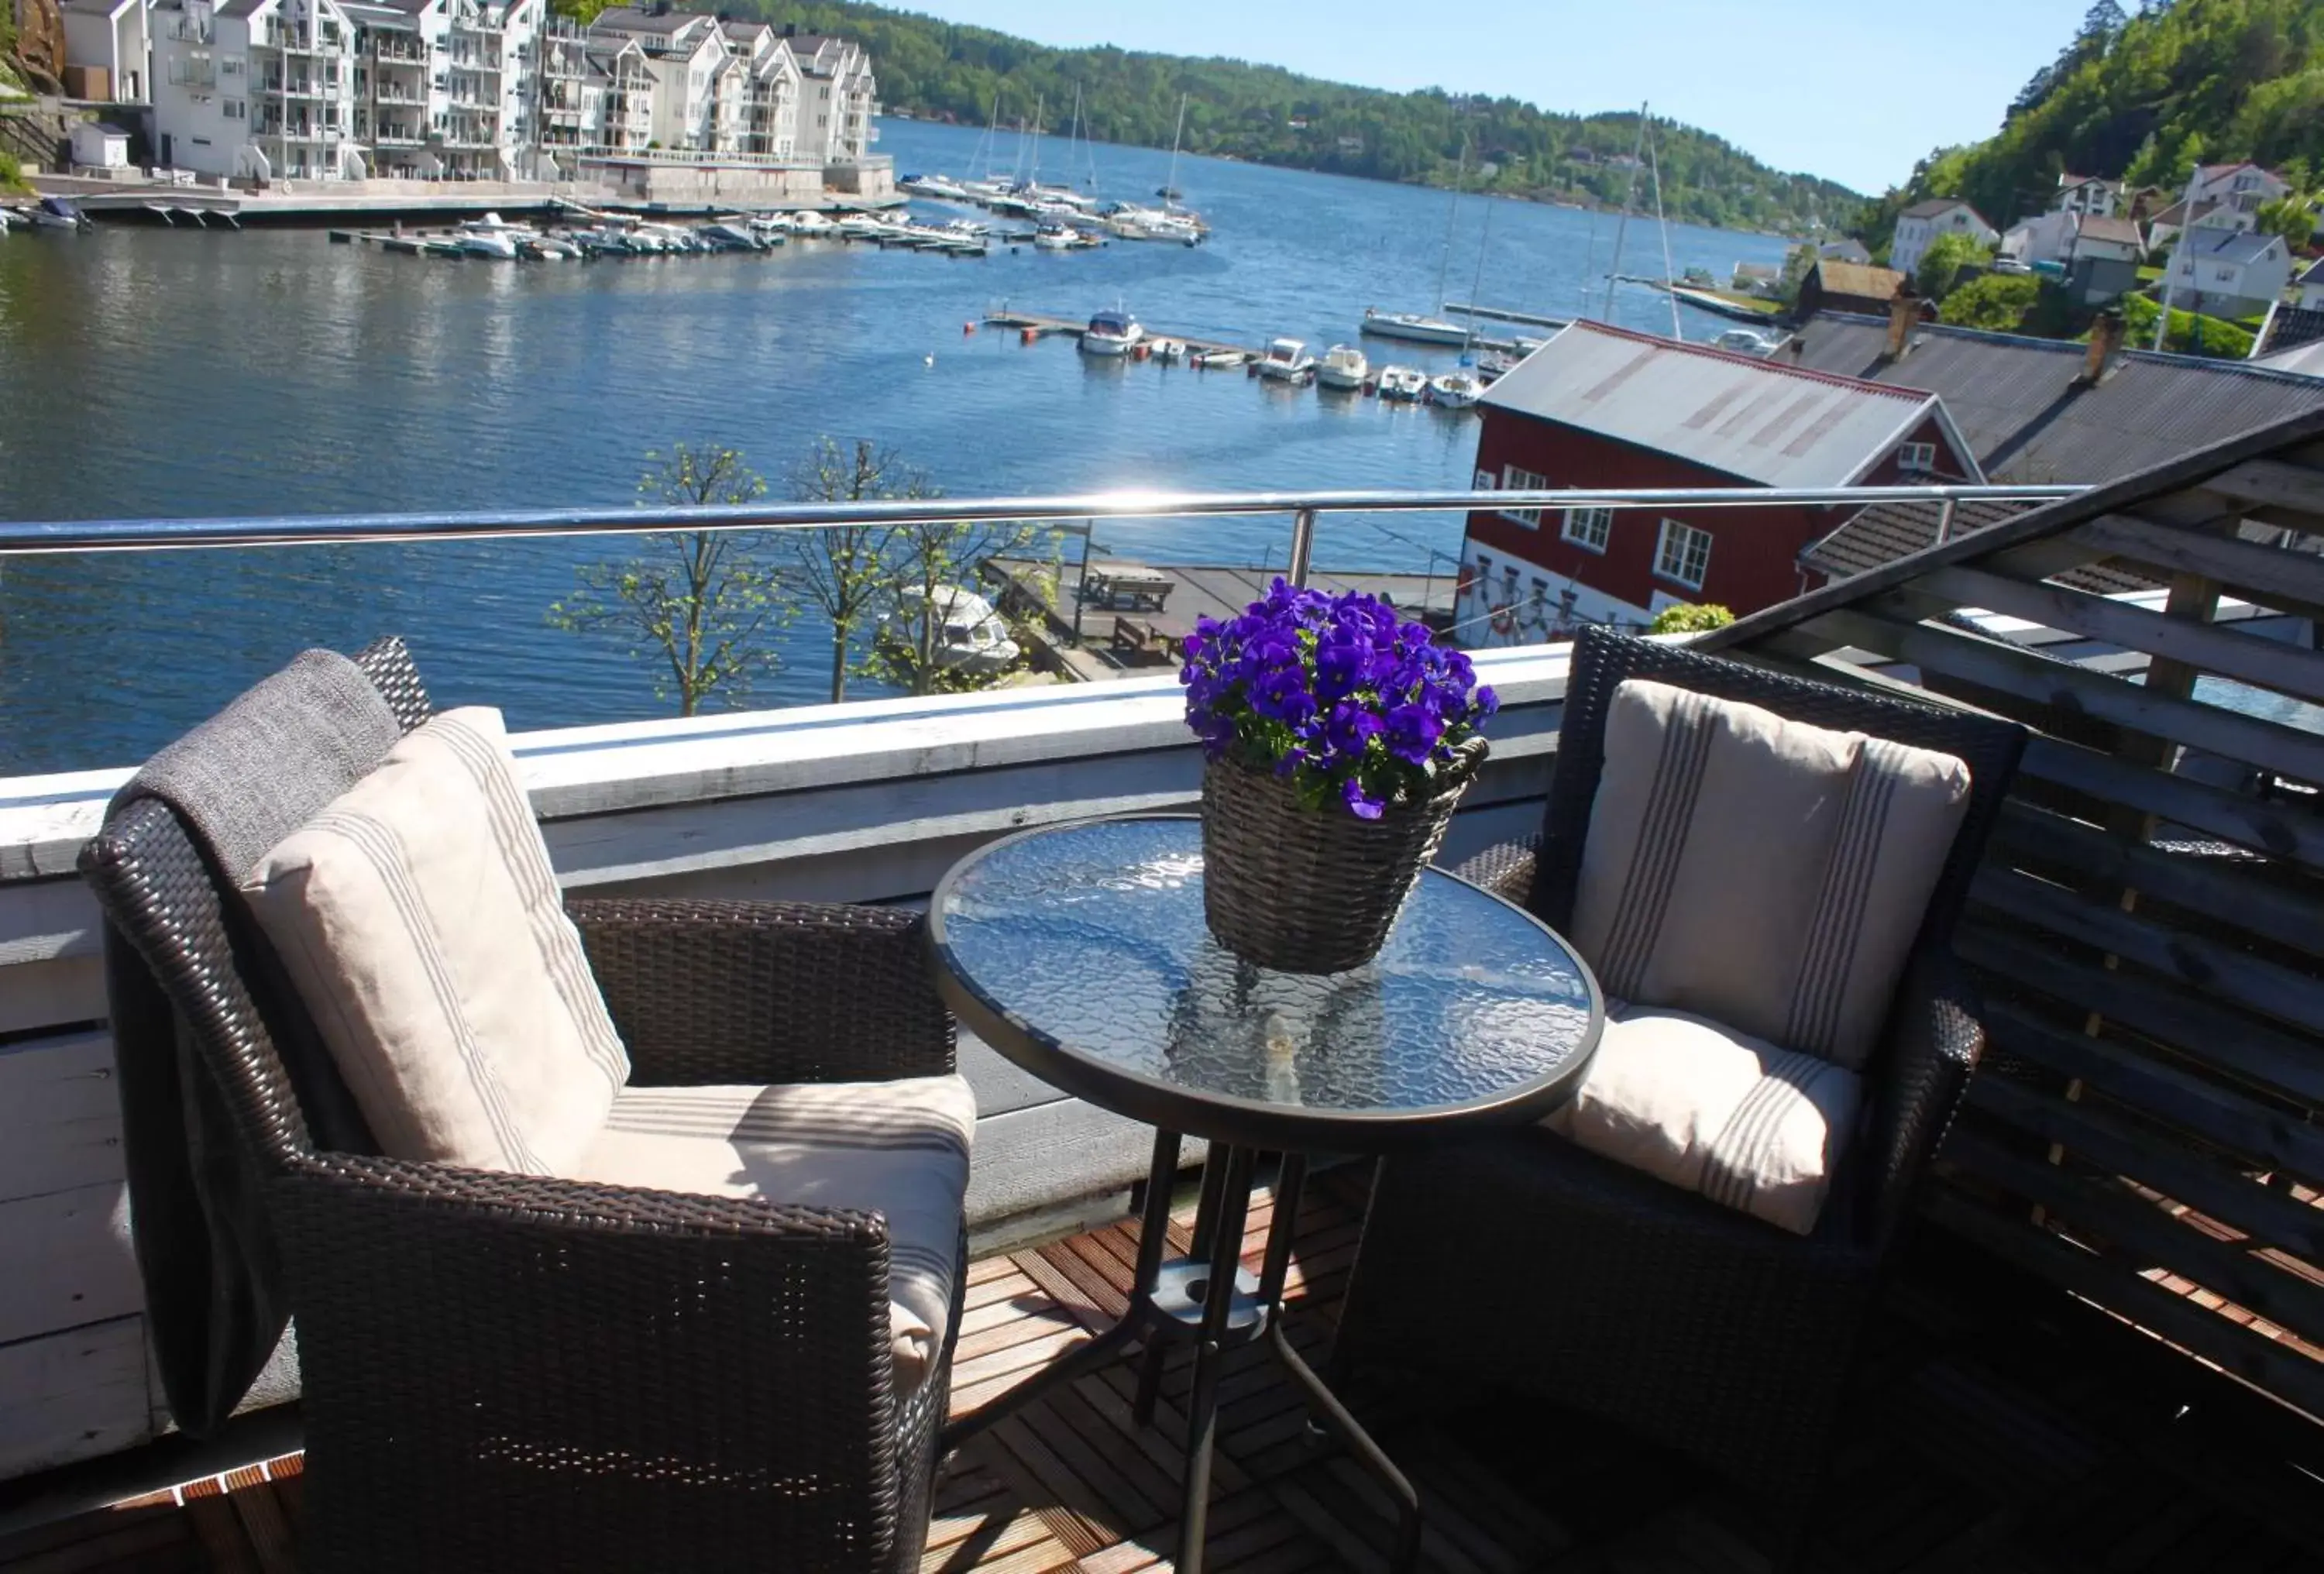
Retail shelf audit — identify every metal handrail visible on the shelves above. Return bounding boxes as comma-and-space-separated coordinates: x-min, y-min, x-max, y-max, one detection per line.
0, 485, 2082, 564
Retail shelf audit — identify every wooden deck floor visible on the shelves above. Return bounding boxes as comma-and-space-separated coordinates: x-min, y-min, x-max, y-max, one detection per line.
6, 1169, 2323, 1573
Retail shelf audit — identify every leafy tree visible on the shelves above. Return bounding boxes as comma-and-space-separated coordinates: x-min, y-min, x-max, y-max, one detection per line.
1916, 232, 1992, 300
1648, 603, 1735, 634
785, 435, 939, 704
551, 444, 789, 717
1938, 274, 2044, 331
2255, 188, 2319, 243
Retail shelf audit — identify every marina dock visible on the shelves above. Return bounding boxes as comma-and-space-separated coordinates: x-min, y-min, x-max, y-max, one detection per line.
982, 556, 1459, 681
1443, 301, 1574, 332
982, 311, 1254, 358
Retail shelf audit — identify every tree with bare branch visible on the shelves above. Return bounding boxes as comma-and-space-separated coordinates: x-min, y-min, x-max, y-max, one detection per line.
550, 442, 787, 717
784, 437, 940, 704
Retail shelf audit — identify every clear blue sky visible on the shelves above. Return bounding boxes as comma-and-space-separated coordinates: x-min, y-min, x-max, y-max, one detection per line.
892, 0, 2093, 194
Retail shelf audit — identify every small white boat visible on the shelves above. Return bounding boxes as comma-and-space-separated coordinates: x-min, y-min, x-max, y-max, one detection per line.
881, 587, 1021, 676
790, 210, 836, 236
1080, 308, 1143, 356
524, 234, 583, 260
750, 211, 797, 235
1428, 370, 1484, 409
1714, 328, 1784, 357
1375, 365, 1428, 402
1150, 338, 1188, 363
455, 228, 520, 259
901, 174, 972, 201
1254, 338, 1316, 383
1315, 344, 1370, 391
1192, 348, 1247, 369
701, 221, 764, 251
1361, 308, 1470, 347
1033, 224, 1078, 251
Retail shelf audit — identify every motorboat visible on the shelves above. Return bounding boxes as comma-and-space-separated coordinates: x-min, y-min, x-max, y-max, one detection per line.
880, 587, 1021, 677
1150, 338, 1188, 363
1254, 338, 1316, 383
836, 211, 905, 241
750, 211, 797, 236
524, 234, 583, 260
1033, 224, 1079, 251
633, 222, 695, 253
1315, 344, 1370, 391
700, 221, 764, 251
1108, 205, 1202, 246
1080, 308, 1143, 356
1473, 349, 1518, 383
1714, 327, 1784, 357
1374, 365, 1428, 402
1361, 308, 1471, 346
900, 173, 972, 201
1191, 348, 1246, 369
790, 210, 836, 236
1428, 369, 1485, 408
29, 196, 90, 231
454, 225, 521, 259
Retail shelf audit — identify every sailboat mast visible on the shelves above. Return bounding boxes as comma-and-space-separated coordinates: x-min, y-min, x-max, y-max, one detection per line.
1600, 102, 1648, 321
1463, 188, 1495, 355
1435, 136, 1466, 314
1645, 118, 1683, 340
1163, 93, 1187, 204
1029, 95, 1045, 185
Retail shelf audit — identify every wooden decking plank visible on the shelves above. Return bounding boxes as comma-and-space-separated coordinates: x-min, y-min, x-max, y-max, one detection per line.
1041, 1379, 1185, 1512
987, 1414, 1124, 1553
965, 1271, 1044, 1315
968, 1253, 1024, 1287
1013, 1245, 1119, 1333
217, 1469, 293, 1574
1014, 1390, 1169, 1536
0, 1514, 195, 1574
1033, 1238, 1135, 1322
1089, 1365, 1253, 1494
1263, 1465, 1403, 1574
951, 1325, 1095, 1401
954, 1301, 1086, 1364
175, 1479, 259, 1574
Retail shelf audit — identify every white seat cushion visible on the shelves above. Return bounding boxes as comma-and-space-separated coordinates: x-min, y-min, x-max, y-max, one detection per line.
1545, 1006, 1862, 1235
239, 707, 630, 1175
1571, 679, 1971, 1070
573, 1075, 976, 1390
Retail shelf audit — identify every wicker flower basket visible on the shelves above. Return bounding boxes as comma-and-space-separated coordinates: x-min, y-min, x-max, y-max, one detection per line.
1201, 736, 1490, 974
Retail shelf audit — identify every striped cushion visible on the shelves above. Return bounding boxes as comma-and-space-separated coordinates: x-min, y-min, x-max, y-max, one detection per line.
239, 707, 631, 1174
1570, 679, 1970, 1071
574, 1077, 975, 1390
1545, 1005, 1862, 1235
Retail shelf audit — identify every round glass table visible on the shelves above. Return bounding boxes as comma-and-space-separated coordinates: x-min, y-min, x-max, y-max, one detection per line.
927, 816, 1603, 1574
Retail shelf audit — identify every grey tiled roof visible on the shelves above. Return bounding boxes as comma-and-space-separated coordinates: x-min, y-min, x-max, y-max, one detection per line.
2300, 256, 2324, 286
591, 6, 700, 33
1789, 311, 2324, 583
2179, 228, 2285, 266
2258, 304, 2324, 357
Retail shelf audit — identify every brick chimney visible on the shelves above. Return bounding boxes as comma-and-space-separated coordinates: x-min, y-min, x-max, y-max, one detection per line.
1883, 286, 1920, 361
2080, 308, 2125, 385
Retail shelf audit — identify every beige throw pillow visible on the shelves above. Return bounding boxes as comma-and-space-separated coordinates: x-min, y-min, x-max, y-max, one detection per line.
1545, 1006, 1862, 1236
1569, 679, 1970, 1071
240, 707, 631, 1174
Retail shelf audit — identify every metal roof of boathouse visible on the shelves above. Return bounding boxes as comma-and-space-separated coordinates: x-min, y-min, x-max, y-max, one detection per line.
1481, 318, 1975, 489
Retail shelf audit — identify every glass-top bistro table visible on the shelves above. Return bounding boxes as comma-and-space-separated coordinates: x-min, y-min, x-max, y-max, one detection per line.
927, 816, 1604, 1574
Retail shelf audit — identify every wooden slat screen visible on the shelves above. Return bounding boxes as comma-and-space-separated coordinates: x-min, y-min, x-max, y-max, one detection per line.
1732, 437, 2324, 1423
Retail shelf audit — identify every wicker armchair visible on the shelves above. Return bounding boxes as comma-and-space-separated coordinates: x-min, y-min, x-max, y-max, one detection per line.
79, 639, 963, 1574
1336, 628, 2025, 1531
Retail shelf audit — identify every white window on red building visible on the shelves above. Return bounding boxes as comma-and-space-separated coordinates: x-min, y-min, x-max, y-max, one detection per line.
1562, 505, 1612, 552
1499, 466, 1549, 525
1896, 441, 1935, 473
1654, 519, 1712, 591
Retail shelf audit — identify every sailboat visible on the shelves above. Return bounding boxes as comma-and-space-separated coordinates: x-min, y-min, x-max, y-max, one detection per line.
1597, 103, 1684, 341
1362, 136, 1472, 347
1112, 95, 1206, 242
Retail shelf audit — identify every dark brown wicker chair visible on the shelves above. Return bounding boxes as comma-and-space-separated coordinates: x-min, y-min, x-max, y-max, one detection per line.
78, 639, 963, 1574
1336, 627, 2026, 1538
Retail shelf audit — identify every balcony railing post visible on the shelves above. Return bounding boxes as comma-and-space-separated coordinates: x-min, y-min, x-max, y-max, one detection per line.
1935, 497, 1959, 545
1287, 507, 1316, 589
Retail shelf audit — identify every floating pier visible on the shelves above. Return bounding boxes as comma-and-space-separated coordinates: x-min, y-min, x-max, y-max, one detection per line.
982, 311, 1253, 359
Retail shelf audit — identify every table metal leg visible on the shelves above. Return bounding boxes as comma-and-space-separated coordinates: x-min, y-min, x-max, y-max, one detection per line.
1132, 1129, 1183, 1425
1269, 1319, 1423, 1572
1177, 1143, 1254, 1574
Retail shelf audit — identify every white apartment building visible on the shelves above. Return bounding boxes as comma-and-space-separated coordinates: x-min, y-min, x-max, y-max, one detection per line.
150, 0, 361, 181
129, 0, 876, 180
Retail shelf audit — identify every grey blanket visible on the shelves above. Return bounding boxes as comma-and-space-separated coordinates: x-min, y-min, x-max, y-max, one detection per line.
102, 646, 401, 1437
114, 648, 400, 882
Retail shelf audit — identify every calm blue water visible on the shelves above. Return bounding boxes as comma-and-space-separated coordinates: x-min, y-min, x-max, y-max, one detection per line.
0, 118, 1792, 772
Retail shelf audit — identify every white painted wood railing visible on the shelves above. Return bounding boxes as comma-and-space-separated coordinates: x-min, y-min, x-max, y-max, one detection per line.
0, 642, 1572, 1481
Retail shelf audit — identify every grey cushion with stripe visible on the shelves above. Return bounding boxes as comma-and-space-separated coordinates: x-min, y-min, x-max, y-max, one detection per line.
574, 1076, 977, 1391
1570, 679, 1970, 1072
1545, 1006, 1862, 1236
239, 707, 631, 1175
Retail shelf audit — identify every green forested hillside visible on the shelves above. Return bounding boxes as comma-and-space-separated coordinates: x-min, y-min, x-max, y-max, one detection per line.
1858, 0, 2324, 247
559, 0, 1860, 232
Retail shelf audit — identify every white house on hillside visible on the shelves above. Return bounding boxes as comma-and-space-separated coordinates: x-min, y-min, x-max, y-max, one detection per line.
589, 6, 731, 153
60, 0, 149, 101
2188, 161, 2288, 218
1891, 198, 1997, 277
2298, 256, 2324, 311
789, 30, 876, 167
2169, 228, 2295, 320
2054, 173, 2121, 218
150, 0, 363, 181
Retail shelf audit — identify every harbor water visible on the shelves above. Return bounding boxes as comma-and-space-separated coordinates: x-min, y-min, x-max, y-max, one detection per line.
0, 118, 1793, 772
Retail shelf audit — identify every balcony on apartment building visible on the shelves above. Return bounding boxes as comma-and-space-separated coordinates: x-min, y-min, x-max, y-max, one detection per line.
1, 445, 2322, 1573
